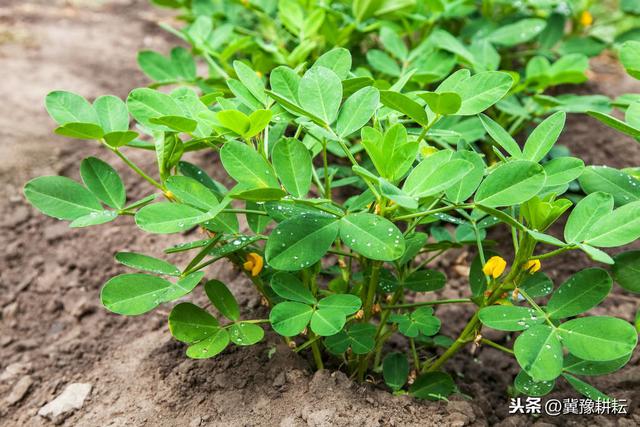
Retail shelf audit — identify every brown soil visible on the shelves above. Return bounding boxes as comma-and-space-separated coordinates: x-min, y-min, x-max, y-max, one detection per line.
1, 1, 639, 426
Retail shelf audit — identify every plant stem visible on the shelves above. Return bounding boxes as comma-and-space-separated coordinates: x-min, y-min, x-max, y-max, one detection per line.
382, 298, 472, 310
222, 208, 268, 216
410, 338, 420, 370
424, 234, 537, 373
394, 204, 473, 221
309, 332, 324, 370
480, 338, 514, 355
111, 147, 164, 190
530, 246, 575, 260
363, 262, 381, 321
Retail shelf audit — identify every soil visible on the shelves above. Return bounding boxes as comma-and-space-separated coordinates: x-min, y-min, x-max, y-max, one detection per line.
1, 1, 639, 426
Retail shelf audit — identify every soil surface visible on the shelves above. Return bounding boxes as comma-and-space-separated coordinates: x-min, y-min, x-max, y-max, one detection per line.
1, 1, 640, 426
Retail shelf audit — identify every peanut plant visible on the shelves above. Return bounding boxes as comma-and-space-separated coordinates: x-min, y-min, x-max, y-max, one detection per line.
23, 0, 640, 401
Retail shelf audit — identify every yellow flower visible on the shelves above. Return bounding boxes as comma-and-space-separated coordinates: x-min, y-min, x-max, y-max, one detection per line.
164, 190, 176, 201
243, 252, 264, 277
580, 10, 593, 27
524, 259, 541, 273
482, 256, 507, 278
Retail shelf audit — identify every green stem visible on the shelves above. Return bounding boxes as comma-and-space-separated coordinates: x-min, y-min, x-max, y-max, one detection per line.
363, 262, 381, 321
424, 234, 537, 373
382, 298, 472, 310
530, 246, 575, 260
309, 332, 324, 370
222, 208, 268, 216
394, 204, 473, 221
480, 338, 514, 355
111, 147, 164, 190
410, 338, 420, 370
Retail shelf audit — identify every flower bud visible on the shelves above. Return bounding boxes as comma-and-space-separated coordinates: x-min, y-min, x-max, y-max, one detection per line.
524, 259, 541, 273
243, 252, 264, 277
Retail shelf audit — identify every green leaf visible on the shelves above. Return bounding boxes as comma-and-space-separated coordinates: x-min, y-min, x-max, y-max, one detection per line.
79, 157, 126, 209
543, 157, 584, 187
246, 109, 272, 138
216, 110, 250, 136
522, 112, 566, 162
418, 91, 461, 115
403, 151, 474, 198
317, 294, 362, 315
45, 91, 99, 125
135, 202, 206, 234
613, 250, 640, 293
380, 27, 408, 60
361, 123, 418, 182
346, 323, 375, 354
162, 271, 205, 301
93, 95, 129, 133
339, 213, 405, 261
104, 131, 138, 148
586, 110, 640, 138
169, 302, 219, 343
126, 88, 183, 130
186, 328, 230, 359
220, 140, 279, 188
69, 210, 118, 228
149, 115, 197, 133
270, 66, 300, 103
138, 50, 177, 82
445, 150, 486, 203
115, 252, 180, 276
298, 66, 342, 124
379, 91, 429, 126
585, 201, 640, 247
233, 60, 267, 105
579, 166, 640, 207
474, 160, 546, 208
479, 305, 545, 331
514, 371, 555, 397
562, 374, 611, 401
55, 122, 104, 140
402, 269, 446, 292
479, 114, 522, 157
546, 268, 612, 319
379, 179, 418, 209
366, 50, 401, 76
270, 272, 316, 304
452, 71, 513, 115
487, 19, 546, 47
514, 324, 563, 381
165, 176, 219, 211
383, 352, 409, 391
578, 244, 614, 265
411, 307, 441, 336
100, 273, 173, 315
620, 41, 640, 79
558, 316, 638, 361
336, 86, 379, 137
266, 214, 339, 270
269, 301, 313, 336
521, 272, 554, 298
228, 323, 264, 346
205, 279, 240, 321
314, 48, 352, 80
24, 176, 102, 220
410, 372, 455, 400
563, 354, 631, 376
310, 308, 346, 336
564, 192, 614, 243
272, 138, 311, 198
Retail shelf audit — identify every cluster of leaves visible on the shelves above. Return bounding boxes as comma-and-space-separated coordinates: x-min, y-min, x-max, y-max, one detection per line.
23, 0, 640, 402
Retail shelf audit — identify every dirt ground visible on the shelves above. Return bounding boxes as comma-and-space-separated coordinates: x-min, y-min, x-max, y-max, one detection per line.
1, 1, 640, 426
